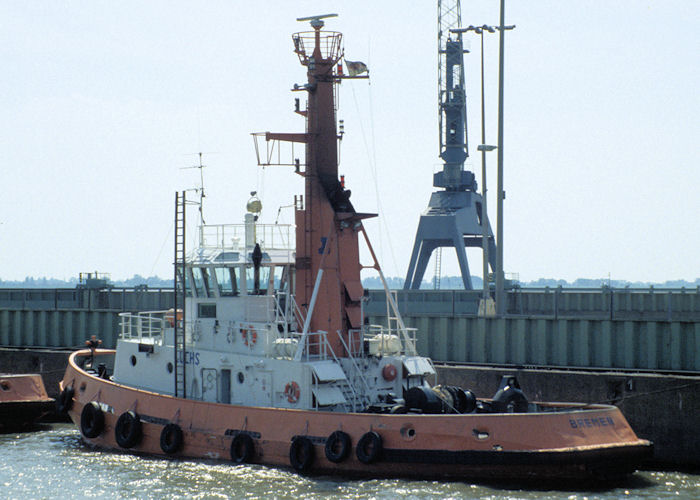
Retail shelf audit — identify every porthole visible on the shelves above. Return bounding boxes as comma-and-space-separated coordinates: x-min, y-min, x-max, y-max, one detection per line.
0, 381, 10, 391
400, 425, 417, 441
79, 382, 87, 392
167, 362, 173, 373
237, 372, 245, 384
130, 355, 137, 366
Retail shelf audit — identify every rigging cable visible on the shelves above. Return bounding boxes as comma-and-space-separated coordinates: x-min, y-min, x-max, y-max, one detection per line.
348, 55, 400, 279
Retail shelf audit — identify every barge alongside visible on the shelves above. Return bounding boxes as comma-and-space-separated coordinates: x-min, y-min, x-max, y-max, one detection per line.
0, 374, 53, 429
58, 15, 651, 481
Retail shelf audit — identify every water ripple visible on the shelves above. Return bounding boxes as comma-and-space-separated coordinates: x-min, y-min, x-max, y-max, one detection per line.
0, 424, 697, 500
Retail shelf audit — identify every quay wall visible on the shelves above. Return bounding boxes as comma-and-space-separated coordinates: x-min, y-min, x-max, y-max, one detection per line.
365, 288, 700, 372
0, 287, 173, 351
1, 287, 699, 372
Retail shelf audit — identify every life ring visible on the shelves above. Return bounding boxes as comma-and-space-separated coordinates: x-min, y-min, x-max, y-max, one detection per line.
241, 325, 257, 346
356, 431, 383, 464
115, 411, 143, 448
381, 364, 397, 381
56, 386, 74, 414
324, 430, 351, 463
284, 381, 300, 404
160, 423, 184, 454
230, 433, 255, 464
289, 436, 315, 472
80, 401, 104, 438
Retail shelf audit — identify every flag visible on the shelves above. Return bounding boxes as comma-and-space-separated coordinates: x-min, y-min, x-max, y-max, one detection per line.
345, 60, 368, 77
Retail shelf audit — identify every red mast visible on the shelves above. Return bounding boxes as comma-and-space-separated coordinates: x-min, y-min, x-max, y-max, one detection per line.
265, 15, 370, 356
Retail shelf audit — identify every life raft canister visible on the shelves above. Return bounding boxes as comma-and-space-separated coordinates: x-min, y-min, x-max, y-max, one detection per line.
284, 381, 300, 404
241, 325, 257, 346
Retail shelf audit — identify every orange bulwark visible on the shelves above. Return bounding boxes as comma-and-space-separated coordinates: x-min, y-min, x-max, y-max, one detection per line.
60, 349, 651, 480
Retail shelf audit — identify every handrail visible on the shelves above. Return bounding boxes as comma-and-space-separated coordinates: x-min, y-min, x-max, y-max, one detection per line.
199, 223, 294, 251
119, 310, 168, 342
337, 330, 373, 408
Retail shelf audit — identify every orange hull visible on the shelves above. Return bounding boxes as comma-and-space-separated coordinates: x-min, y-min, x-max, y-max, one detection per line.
0, 373, 54, 428
60, 350, 651, 480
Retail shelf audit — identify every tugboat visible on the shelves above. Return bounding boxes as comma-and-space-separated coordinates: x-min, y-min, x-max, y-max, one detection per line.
58, 15, 651, 481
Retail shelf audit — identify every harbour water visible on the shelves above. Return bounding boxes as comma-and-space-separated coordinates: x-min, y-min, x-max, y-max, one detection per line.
2, 424, 698, 499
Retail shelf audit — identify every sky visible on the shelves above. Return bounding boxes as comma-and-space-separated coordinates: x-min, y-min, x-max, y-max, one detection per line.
1, 1, 698, 284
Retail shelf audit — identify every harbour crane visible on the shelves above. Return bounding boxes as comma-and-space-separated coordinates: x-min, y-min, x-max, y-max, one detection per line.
404, 0, 496, 290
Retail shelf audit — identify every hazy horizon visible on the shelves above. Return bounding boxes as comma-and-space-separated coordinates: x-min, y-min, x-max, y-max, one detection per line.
2, 2, 698, 284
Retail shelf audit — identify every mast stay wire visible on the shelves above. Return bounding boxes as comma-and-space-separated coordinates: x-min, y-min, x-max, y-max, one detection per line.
348, 48, 400, 279
149, 220, 174, 278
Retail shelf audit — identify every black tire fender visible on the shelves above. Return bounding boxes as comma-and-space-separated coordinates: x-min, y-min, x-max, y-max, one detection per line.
56, 386, 74, 415
80, 401, 104, 438
324, 430, 351, 463
289, 436, 315, 473
230, 433, 255, 464
160, 423, 184, 454
356, 431, 383, 464
115, 411, 143, 448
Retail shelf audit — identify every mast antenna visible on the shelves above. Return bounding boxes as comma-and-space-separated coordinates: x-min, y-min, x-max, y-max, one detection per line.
296, 13, 338, 27
181, 152, 213, 226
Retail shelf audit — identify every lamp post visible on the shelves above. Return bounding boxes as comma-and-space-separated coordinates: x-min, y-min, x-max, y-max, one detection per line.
464, 24, 497, 307
478, 141, 496, 307
495, 0, 515, 316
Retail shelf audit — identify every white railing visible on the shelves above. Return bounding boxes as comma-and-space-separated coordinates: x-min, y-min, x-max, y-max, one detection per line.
119, 311, 168, 342
296, 330, 332, 362
199, 223, 294, 252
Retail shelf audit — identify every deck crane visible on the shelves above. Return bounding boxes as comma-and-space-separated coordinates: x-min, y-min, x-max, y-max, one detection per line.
404, 0, 496, 290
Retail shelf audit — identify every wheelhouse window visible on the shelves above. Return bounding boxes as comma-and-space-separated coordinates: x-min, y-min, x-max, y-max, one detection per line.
191, 268, 205, 297
201, 268, 215, 297
273, 266, 286, 291
198, 303, 216, 318
215, 267, 239, 296
246, 265, 271, 295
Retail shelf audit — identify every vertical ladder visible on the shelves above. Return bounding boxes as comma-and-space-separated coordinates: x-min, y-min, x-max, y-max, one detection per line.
174, 191, 187, 398
433, 248, 442, 289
